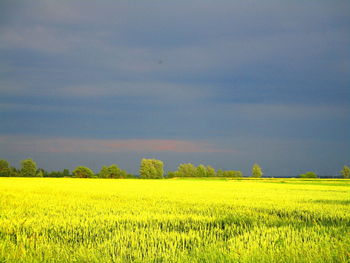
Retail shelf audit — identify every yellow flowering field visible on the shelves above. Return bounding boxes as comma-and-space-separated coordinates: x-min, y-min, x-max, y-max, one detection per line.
0, 178, 349, 262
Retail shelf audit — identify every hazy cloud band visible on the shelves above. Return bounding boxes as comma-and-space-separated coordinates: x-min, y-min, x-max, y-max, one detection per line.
0, 136, 234, 154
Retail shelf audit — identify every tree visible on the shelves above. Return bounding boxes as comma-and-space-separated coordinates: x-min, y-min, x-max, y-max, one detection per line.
109, 164, 127, 178
177, 163, 197, 177
99, 166, 109, 178
139, 159, 164, 179
298, 171, 317, 178
125, 173, 136, 179
0, 159, 10, 177
48, 171, 62, 177
196, 164, 208, 177
251, 163, 263, 178
217, 169, 224, 177
223, 170, 242, 177
36, 168, 49, 177
36, 170, 44, 177
235, 171, 243, 177
206, 165, 216, 177
73, 166, 94, 178
166, 171, 177, 178
340, 166, 350, 179
99, 164, 127, 178
20, 158, 37, 177
9, 167, 19, 177
63, 169, 70, 177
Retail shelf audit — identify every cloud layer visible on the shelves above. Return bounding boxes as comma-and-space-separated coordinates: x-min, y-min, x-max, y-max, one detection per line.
0, 0, 349, 175
0, 136, 232, 154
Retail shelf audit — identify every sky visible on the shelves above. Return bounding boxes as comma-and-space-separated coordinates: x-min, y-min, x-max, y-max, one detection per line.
0, 0, 349, 176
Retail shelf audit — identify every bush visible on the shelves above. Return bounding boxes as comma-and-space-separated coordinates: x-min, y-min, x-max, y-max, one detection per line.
73, 166, 94, 178
98, 165, 127, 179
298, 171, 317, 178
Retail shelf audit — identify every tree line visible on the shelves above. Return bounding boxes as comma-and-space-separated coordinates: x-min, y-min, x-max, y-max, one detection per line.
0, 158, 349, 179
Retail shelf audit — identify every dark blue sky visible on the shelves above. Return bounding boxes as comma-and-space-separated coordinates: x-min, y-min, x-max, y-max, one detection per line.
0, 0, 349, 176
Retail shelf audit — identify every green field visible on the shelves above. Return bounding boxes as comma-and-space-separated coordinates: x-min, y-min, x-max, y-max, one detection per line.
0, 178, 349, 263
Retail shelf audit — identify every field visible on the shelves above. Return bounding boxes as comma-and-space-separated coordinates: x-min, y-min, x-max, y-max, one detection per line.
0, 178, 349, 263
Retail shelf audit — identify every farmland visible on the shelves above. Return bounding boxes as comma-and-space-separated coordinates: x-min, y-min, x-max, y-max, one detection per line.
0, 178, 349, 262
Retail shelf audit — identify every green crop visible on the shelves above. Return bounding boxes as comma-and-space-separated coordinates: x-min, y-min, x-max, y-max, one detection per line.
0, 178, 349, 262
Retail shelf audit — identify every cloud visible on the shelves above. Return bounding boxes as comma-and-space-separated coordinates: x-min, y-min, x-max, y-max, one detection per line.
219, 103, 350, 120
0, 25, 72, 53
0, 136, 235, 154
60, 82, 212, 100
2, 1, 348, 74
0, 80, 214, 109
1, 0, 348, 104
0, 0, 348, 175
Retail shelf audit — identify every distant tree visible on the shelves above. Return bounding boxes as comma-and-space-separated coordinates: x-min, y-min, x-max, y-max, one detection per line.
251, 163, 263, 178
73, 166, 94, 178
43, 169, 71, 178
125, 173, 136, 179
47, 171, 64, 177
0, 159, 10, 177
168, 164, 216, 178
37, 168, 48, 177
223, 170, 242, 177
20, 158, 37, 177
99, 166, 109, 178
196, 164, 208, 177
63, 169, 70, 177
177, 163, 197, 177
36, 170, 44, 177
222, 171, 231, 177
9, 167, 19, 177
206, 165, 216, 177
340, 166, 350, 179
113, 165, 127, 178
139, 159, 164, 179
99, 164, 127, 178
166, 171, 177, 178
121, 168, 127, 178
298, 171, 317, 178
217, 169, 224, 177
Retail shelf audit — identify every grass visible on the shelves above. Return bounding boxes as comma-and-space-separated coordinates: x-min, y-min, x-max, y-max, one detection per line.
0, 178, 349, 262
